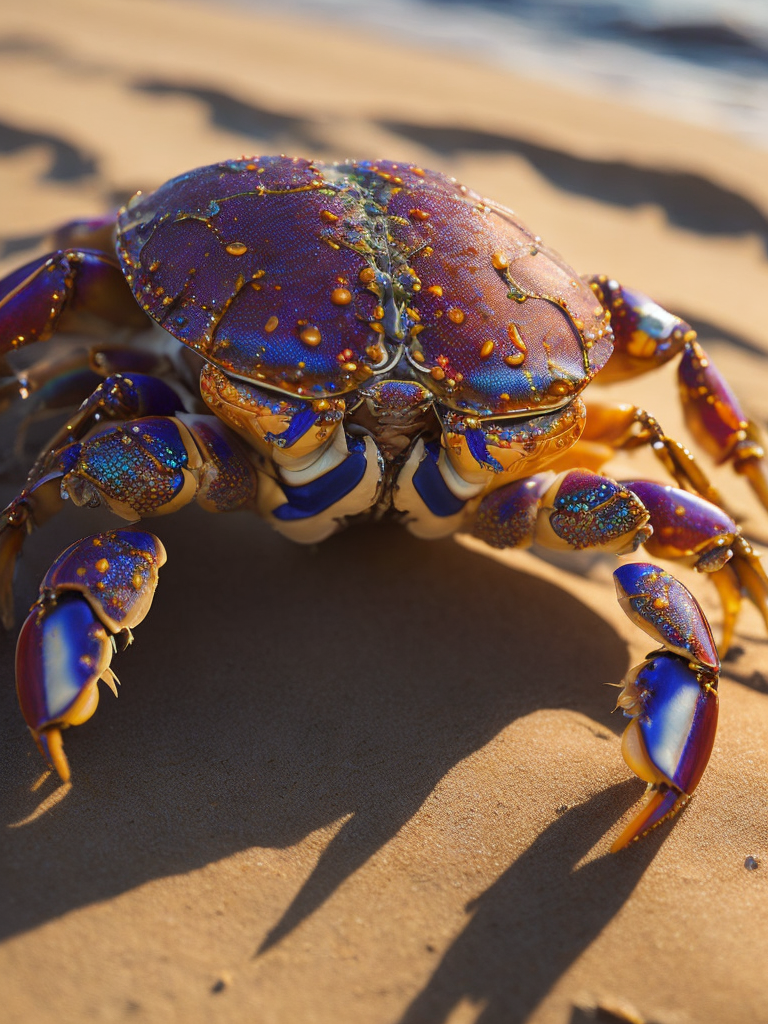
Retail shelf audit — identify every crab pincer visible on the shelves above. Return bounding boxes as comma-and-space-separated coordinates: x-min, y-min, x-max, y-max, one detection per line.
611, 563, 719, 851
15, 529, 166, 781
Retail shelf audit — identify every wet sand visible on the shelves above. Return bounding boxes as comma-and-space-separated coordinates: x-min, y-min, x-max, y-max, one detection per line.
0, 2, 766, 1022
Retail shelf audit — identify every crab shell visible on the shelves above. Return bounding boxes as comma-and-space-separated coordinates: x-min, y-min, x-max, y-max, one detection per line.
117, 157, 613, 419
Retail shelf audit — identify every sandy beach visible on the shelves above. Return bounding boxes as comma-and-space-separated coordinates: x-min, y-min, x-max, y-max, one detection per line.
0, 1, 767, 1022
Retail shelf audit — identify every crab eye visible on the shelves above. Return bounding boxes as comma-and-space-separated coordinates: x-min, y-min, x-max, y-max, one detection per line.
436, 398, 587, 484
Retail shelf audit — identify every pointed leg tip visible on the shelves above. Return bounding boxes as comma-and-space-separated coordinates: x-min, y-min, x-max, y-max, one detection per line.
35, 728, 71, 783
611, 786, 688, 852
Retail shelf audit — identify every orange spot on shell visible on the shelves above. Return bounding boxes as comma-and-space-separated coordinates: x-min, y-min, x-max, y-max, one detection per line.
480, 340, 494, 359
507, 323, 527, 354
426, 285, 443, 297
265, 316, 279, 333
330, 288, 352, 305
95, 558, 109, 573
491, 252, 509, 271
409, 208, 430, 221
430, 366, 446, 381
447, 308, 465, 324
299, 326, 321, 347
226, 242, 248, 256
359, 267, 376, 285
320, 210, 339, 223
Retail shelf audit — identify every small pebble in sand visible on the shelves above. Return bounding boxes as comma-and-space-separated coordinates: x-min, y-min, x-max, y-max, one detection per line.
211, 971, 234, 993
744, 855, 759, 870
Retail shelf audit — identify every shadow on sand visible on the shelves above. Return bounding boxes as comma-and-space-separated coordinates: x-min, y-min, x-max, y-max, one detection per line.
0, 511, 644, 987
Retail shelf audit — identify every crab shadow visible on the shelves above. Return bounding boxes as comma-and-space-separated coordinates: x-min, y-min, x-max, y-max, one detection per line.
0, 510, 642, 962
397, 779, 663, 1024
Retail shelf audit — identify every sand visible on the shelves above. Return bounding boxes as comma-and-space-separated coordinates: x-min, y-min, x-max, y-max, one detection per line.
0, 1, 766, 1021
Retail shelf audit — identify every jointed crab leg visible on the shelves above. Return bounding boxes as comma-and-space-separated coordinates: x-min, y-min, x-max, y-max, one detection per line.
470, 474, 729, 848
0, 409, 258, 629
578, 399, 724, 508
0, 372, 188, 628
621, 480, 768, 654
678, 339, 768, 512
588, 275, 768, 511
0, 248, 148, 355
471, 468, 768, 654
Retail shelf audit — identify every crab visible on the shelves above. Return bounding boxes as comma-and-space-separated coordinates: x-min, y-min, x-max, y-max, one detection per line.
2, 156, 768, 852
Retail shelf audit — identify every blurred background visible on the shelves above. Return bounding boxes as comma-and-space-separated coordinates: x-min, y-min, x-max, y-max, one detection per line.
239, 0, 768, 146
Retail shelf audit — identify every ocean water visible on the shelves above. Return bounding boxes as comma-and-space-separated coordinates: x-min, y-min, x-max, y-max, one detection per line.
228, 0, 768, 148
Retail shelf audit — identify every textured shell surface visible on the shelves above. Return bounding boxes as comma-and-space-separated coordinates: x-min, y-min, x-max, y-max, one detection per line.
117, 156, 613, 417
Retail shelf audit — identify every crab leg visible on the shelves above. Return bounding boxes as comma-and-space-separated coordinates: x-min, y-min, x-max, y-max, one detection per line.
678, 339, 768, 512
587, 275, 768, 510
472, 468, 768, 652
0, 247, 148, 355
16, 529, 166, 781
576, 399, 724, 508
611, 563, 720, 850
621, 480, 768, 654
472, 469, 653, 556
470, 476, 728, 849
0, 411, 257, 628
0, 373, 188, 628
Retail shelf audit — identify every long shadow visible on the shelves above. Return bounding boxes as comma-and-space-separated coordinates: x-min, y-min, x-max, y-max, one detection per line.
379, 119, 768, 252
132, 80, 323, 152
398, 781, 662, 1024
0, 117, 97, 182
0, 510, 629, 947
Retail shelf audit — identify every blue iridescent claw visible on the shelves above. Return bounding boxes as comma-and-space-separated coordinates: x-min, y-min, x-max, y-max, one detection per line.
15, 529, 166, 781
611, 563, 720, 850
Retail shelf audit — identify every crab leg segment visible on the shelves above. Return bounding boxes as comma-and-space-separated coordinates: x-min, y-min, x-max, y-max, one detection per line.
31, 373, 184, 481
678, 339, 768, 511
577, 400, 723, 507
611, 563, 720, 850
586, 276, 694, 383
0, 249, 147, 354
622, 480, 768, 653
471, 469, 652, 555
16, 529, 166, 781
58, 414, 257, 520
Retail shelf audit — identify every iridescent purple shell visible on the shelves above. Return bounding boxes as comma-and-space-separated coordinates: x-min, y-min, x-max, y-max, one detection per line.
117, 157, 613, 417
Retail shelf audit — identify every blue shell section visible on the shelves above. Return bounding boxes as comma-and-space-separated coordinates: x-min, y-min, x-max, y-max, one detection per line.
117, 157, 613, 417
117, 156, 391, 401
630, 653, 714, 793
16, 594, 105, 728
614, 562, 719, 671
43, 529, 160, 628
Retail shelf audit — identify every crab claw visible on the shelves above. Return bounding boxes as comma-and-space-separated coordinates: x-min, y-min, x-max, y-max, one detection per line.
611, 563, 720, 850
15, 529, 166, 779
16, 594, 115, 782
